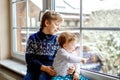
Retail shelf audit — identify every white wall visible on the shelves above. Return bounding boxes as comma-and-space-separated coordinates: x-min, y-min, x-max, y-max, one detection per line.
0, 0, 11, 60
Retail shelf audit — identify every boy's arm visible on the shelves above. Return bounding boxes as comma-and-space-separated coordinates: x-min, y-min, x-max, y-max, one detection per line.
25, 37, 43, 71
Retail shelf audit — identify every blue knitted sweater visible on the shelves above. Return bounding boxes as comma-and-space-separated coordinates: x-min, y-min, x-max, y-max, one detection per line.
25, 29, 59, 72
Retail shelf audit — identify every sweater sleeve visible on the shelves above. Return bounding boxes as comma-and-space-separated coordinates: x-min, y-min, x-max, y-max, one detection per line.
25, 37, 42, 71
59, 49, 82, 63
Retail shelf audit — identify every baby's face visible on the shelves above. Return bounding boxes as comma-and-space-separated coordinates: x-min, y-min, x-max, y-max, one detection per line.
65, 41, 77, 53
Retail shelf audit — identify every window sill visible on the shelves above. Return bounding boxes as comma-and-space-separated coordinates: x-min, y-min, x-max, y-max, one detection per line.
0, 59, 119, 80
0, 59, 26, 76
81, 69, 119, 80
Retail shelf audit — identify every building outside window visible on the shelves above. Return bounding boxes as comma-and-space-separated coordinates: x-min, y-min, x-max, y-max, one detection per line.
11, 0, 42, 60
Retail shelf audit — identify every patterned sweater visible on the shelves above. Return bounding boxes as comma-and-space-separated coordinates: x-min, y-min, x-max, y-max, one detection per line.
25, 29, 59, 72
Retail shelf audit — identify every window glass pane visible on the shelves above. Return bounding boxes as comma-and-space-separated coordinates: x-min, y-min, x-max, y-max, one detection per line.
13, 29, 27, 54
61, 14, 80, 29
28, 0, 42, 27
12, 1, 27, 53
82, 30, 120, 77
83, 0, 120, 27
55, 0, 80, 29
12, 0, 43, 54
15, 1, 27, 27
12, 0, 24, 2
55, 0, 80, 14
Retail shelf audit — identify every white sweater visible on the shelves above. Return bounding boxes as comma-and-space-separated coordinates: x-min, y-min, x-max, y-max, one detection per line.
53, 48, 82, 76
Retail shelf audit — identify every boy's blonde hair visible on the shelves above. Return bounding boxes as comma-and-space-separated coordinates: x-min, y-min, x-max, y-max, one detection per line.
40, 10, 63, 30
58, 32, 77, 48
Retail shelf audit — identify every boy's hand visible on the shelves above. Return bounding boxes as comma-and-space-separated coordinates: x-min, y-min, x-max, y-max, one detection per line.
40, 65, 56, 76
46, 66, 56, 76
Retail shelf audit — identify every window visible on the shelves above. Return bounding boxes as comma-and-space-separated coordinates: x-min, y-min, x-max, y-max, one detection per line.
11, 0, 43, 60
11, 0, 120, 78
55, 0, 120, 77
82, 0, 120, 77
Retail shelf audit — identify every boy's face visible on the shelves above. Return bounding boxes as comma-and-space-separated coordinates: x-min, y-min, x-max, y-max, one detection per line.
46, 20, 62, 35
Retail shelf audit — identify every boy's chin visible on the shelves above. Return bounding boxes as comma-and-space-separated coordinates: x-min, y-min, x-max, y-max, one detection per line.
51, 32, 57, 35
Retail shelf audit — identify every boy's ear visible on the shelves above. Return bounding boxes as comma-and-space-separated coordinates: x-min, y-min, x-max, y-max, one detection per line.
45, 20, 50, 27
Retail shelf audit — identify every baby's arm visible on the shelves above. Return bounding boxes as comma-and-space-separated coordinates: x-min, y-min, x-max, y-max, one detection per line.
61, 53, 82, 63
75, 63, 80, 74
73, 64, 80, 80
73, 46, 87, 64
60, 48, 87, 63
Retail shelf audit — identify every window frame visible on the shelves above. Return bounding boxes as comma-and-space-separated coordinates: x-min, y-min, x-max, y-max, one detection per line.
11, 0, 46, 61
10, 0, 120, 78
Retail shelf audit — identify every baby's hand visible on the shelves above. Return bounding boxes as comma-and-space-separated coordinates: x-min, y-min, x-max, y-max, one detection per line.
81, 58, 87, 64
73, 72, 80, 80
67, 65, 75, 74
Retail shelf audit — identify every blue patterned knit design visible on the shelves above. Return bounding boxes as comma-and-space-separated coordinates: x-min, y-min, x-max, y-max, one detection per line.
25, 30, 59, 72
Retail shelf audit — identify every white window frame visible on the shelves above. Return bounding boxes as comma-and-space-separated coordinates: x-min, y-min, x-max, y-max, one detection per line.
10, 0, 120, 79
11, 0, 47, 61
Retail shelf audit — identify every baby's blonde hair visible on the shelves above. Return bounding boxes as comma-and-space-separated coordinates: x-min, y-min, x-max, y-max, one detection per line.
58, 32, 77, 48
